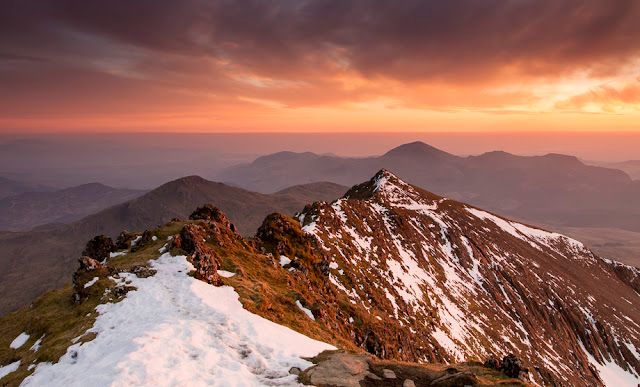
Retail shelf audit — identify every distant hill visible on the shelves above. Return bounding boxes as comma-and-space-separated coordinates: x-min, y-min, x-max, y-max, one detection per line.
0, 176, 53, 199
593, 160, 640, 180
0, 177, 346, 315
0, 183, 145, 231
217, 141, 640, 233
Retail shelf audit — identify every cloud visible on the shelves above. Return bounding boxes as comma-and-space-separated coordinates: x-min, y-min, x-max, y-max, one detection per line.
1, 0, 639, 129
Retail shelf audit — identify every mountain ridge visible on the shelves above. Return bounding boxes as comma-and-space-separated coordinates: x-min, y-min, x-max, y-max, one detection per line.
0, 177, 347, 316
1, 170, 638, 386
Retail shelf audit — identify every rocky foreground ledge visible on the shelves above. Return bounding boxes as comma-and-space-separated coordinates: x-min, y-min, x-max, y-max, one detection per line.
297, 350, 526, 386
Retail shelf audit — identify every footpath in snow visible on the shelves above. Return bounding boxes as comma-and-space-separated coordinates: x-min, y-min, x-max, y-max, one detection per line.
23, 253, 334, 386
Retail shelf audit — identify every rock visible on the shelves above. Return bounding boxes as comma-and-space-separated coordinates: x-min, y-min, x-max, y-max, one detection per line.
483, 355, 500, 370
430, 371, 478, 386
500, 354, 525, 378
403, 380, 416, 387
382, 368, 396, 379
72, 256, 111, 303
289, 367, 302, 375
179, 224, 222, 286
189, 204, 228, 224
82, 235, 115, 262
299, 351, 379, 387
115, 231, 135, 250
78, 256, 104, 271
131, 230, 154, 252
131, 265, 157, 278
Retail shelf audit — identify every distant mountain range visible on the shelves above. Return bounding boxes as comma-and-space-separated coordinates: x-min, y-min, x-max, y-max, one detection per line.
593, 160, 640, 180
0, 177, 346, 315
0, 176, 53, 200
218, 141, 640, 233
0, 183, 146, 231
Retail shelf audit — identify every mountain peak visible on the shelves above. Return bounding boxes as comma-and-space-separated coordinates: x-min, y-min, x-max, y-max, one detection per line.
343, 169, 410, 200
383, 141, 455, 160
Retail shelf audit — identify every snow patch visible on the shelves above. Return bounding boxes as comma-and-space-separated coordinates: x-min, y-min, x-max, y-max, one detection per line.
9, 332, 30, 349
30, 335, 44, 352
23, 253, 333, 386
0, 360, 20, 379
295, 300, 315, 321
217, 270, 236, 278
579, 341, 639, 386
279, 255, 291, 267
83, 277, 99, 289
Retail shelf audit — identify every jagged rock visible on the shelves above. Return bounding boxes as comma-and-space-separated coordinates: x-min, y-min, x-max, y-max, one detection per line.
179, 224, 222, 286
78, 256, 104, 271
115, 231, 136, 250
72, 256, 111, 303
402, 380, 416, 387
82, 235, 115, 262
483, 355, 500, 370
256, 213, 320, 268
500, 354, 525, 378
131, 230, 154, 252
131, 265, 157, 278
189, 204, 228, 224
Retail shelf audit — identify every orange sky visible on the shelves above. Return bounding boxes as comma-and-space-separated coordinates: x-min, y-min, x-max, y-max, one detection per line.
1, 1, 639, 133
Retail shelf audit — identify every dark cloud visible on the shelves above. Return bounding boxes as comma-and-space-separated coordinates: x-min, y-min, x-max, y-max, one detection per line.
2, 0, 639, 80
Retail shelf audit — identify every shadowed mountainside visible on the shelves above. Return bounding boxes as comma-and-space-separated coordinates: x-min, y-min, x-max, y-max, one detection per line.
0, 176, 53, 200
0, 177, 347, 315
0, 183, 146, 231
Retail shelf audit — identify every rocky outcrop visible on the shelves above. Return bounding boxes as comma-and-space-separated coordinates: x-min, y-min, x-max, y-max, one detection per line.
130, 230, 154, 252
81, 235, 115, 262
115, 231, 136, 250
484, 354, 527, 379
298, 351, 522, 387
72, 256, 111, 302
177, 224, 222, 286
603, 258, 640, 294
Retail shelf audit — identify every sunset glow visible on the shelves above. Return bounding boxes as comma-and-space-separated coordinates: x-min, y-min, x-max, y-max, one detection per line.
1, 1, 639, 132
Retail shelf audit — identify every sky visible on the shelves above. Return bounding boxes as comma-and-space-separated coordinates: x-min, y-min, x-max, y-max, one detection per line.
1, 0, 639, 133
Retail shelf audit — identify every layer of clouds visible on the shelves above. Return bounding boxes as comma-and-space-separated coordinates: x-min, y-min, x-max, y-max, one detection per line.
1, 0, 639, 127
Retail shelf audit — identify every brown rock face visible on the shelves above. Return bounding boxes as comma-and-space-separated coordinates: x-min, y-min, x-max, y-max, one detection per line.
296, 170, 640, 386
81, 235, 115, 262
179, 223, 223, 286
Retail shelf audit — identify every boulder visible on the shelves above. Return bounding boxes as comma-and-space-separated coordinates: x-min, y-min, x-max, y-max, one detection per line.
115, 231, 135, 250
82, 235, 115, 262
500, 354, 525, 378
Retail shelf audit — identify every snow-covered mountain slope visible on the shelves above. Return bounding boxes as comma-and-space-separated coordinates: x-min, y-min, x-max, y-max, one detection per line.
298, 170, 640, 386
22, 253, 333, 386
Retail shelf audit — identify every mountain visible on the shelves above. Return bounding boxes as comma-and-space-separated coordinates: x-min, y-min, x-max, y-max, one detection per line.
297, 170, 640, 385
595, 160, 640, 180
1, 170, 637, 386
0, 177, 347, 316
217, 142, 640, 232
0, 183, 146, 231
0, 177, 53, 200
